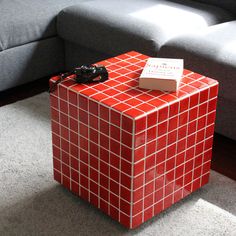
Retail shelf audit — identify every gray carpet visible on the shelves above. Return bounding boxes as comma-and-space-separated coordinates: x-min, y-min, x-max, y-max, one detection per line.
0, 93, 236, 236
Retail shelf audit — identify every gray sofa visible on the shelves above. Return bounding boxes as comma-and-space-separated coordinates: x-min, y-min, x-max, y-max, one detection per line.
1, 0, 236, 140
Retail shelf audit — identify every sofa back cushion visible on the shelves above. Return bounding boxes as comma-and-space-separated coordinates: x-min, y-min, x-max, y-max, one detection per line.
195, 0, 236, 16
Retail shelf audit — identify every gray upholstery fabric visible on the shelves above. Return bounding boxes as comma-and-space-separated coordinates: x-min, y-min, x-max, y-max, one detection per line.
0, 37, 64, 92
215, 97, 236, 141
194, 0, 236, 16
159, 20, 236, 103
65, 41, 111, 70
0, 0, 91, 51
57, 0, 234, 57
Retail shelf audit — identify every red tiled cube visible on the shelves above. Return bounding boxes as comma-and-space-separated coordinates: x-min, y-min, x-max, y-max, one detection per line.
50, 51, 218, 229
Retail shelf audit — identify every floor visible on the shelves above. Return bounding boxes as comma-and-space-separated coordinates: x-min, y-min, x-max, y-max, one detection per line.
1, 78, 235, 181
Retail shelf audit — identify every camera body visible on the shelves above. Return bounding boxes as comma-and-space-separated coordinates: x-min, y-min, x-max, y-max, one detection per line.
74, 64, 108, 83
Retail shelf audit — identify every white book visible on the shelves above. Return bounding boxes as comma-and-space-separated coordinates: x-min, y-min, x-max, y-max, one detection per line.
139, 58, 184, 92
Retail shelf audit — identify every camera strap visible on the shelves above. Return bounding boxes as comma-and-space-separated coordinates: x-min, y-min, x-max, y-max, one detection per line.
49, 64, 108, 93
48, 72, 72, 93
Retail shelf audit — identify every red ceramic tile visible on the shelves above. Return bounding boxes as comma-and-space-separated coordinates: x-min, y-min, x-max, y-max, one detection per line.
70, 143, 78, 158
158, 106, 168, 122
188, 107, 198, 122
146, 154, 155, 170
157, 135, 167, 150
89, 100, 99, 116
71, 169, 79, 183
100, 134, 109, 150
167, 143, 176, 159
52, 145, 60, 159
177, 138, 186, 153
159, 94, 177, 103
110, 179, 119, 195
110, 125, 120, 142
50, 51, 218, 229
53, 158, 61, 172
100, 160, 109, 177
110, 139, 121, 156
188, 120, 197, 135
51, 108, 59, 123
114, 92, 132, 101
180, 97, 190, 112
70, 131, 78, 145
147, 126, 157, 142
208, 98, 217, 113
59, 86, 68, 101
59, 99, 68, 114
90, 155, 98, 170
89, 128, 98, 143
79, 123, 88, 139
79, 109, 88, 125
61, 140, 69, 154
135, 117, 147, 135
168, 116, 178, 132
80, 136, 88, 151
110, 109, 121, 127
100, 119, 110, 136
80, 87, 98, 97
149, 98, 167, 107
209, 84, 218, 98
207, 111, 216, 125
178, 125, 187, 140
89, 114, 98, 130
156, 162, 165, 176
158, 121, 168, 136
134, 146, 145, 162
113, 102, 131, 113
146, 141, 156, 156
186, 147, 194, 161
135, 131, 146, 147
133, 174, 144, 190
80, 162, 88, 176
121, 131, 133, 148
100, 174, 109, 189
101, 97, 119, 107
121, 145, 133, 162
90, 92, 108, 101
124, 108, 144, 118
200, 89, 209, 103
190, 93, 199, 107
110, 166, 119, 182
61, 150, 69, 165
110, 153, 120, 169
133, 199, 143, 215
156, 149, 166, 165
197, 116, 206, 130
100, 104, 109, 121
122, 115, 133, 133
134, 160, 145, 176
169, 102, 179, 117
60, 112, 69, 127
90, 142, 99, 157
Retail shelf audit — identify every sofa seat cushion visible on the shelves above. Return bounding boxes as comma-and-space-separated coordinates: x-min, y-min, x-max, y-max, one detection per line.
194, 0, 236, 16
159, 20, 236, 102
57, 0, 234, 57
0, 0, 90, 51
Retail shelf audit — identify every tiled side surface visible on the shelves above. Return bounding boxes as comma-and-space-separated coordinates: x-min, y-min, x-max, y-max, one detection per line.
131, 84, 218, 228
50, 51, 218, 229
50, 90, 135, 228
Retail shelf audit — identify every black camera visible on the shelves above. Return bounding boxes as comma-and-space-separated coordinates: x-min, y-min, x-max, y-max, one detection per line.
74, 64, 108, 83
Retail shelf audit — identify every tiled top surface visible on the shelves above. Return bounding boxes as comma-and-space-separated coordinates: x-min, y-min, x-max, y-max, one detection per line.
50, 51, 218, 119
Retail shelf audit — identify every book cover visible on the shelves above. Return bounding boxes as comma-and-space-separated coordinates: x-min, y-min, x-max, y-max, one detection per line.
139, 58, 184, 92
